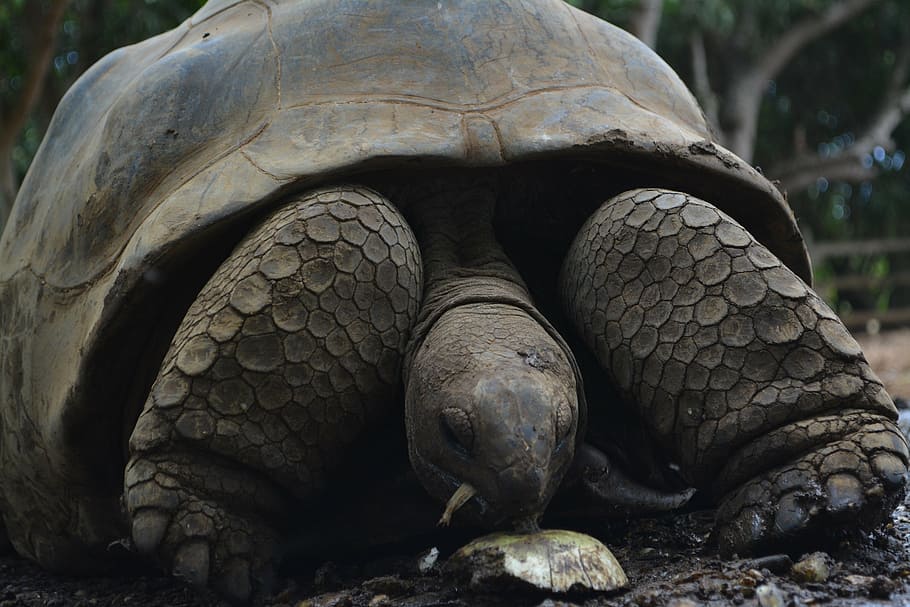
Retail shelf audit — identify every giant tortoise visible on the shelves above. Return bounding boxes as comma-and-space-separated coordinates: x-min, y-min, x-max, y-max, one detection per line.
0, 0, 907, 602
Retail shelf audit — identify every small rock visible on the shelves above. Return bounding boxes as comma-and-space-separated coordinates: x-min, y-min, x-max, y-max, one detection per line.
844, 573, 874, 586
417, 546, 439, 573
791, 552, 831, 583
699, 575, 733, 597
368, 594, 390, 607
667, 599, 699, 607
755, 583, 785, 607
869, 575, 897, 599
627, 587, 662, 607
844, 573, 896, 598
739, 575, 758, 589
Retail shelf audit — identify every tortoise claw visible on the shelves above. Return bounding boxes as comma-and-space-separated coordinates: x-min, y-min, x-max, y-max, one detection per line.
717, 423, 909, 556
125, 454, 281, 604
772, 493, 812, 535
872, 452, 910, 488
825, 473, 864, 516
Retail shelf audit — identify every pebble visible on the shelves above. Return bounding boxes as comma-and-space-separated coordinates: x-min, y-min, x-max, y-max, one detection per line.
739, 568, 764, 589
756, 583, 785, 607
791, 552, 831, 583
417, 547, 439, 573
845, 574, 896, 599
845, 573, 875, 586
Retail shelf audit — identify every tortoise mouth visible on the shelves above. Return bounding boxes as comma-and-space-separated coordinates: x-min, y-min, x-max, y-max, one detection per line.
415, 446, 560, 530
416, 454, 492, 523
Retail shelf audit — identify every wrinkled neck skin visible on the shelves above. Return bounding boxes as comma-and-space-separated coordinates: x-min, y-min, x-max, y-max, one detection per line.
400, 179, 581, 530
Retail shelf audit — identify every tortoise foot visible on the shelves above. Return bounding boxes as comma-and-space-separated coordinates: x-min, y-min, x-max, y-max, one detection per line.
126, 453, 284, 603
560, 187, 909, 549
123, 185, 422, 602
716, 417, 908, 556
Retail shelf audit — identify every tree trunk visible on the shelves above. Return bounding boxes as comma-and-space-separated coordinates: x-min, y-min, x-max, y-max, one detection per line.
629, 0, 662, 49
0, 0, 70, 235
0, 155, 16, 239
719, 0, 880, 166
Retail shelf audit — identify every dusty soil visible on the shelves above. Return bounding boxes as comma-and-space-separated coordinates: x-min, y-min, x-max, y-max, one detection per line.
2, 331, 910, 607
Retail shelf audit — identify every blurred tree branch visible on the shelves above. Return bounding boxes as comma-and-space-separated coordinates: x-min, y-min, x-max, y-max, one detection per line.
689, 30, 720, 135
0, 0, 70, 234
768, 32, 910, 193
719, 0, 881, 162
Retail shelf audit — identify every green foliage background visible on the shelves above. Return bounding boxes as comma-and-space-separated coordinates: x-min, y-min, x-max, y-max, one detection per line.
580, 0, 910, 318
0, 0, 204, 184
569, 0, 910, 237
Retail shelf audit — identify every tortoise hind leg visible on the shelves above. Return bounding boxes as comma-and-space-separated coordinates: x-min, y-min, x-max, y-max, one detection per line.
559, 188, 909, 555
125, 186, 422, 602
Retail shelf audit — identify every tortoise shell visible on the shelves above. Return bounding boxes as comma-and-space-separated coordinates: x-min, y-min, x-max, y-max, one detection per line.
0, 0, 809, 565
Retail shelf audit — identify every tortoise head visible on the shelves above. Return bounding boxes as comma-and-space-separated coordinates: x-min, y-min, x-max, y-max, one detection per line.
404, 300, 580, 529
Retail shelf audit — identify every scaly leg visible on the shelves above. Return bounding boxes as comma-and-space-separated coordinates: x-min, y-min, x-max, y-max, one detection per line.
125, 186, 421, 602
560, 188, 909, 555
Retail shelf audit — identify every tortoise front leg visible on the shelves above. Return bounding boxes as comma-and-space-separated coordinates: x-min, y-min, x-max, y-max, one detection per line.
125, 186, 421, 602
560, 188, 909, 555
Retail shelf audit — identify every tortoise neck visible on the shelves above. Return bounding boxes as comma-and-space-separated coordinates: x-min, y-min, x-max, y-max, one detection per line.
397, 178, 537, 366
405, 179, 528, 297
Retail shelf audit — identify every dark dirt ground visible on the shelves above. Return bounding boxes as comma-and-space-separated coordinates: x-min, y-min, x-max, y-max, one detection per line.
3, 332, 910, 607
2, 498, 910, 607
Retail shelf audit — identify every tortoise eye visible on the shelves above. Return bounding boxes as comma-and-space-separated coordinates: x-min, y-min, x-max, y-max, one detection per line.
440, 407, 474, 456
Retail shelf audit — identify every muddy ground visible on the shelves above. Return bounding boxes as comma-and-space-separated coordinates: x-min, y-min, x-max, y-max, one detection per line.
2, 331, 910, 607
